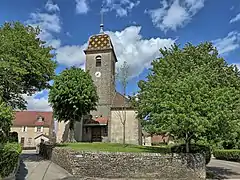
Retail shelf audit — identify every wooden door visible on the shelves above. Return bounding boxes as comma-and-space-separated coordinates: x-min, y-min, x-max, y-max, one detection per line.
91, 127, 102, 142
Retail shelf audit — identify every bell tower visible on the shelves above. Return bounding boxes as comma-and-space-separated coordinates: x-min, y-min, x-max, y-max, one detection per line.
84, 8, 117, 120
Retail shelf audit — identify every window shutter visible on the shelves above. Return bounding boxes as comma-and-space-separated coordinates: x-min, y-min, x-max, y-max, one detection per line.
21, 126, 24, 132
34, 127, 37, 132
25, 127, 27, 132
41, 126, 43, 132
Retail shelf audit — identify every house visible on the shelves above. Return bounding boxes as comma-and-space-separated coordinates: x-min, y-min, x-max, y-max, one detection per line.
11, 111, 54, 149
142, 131, 174, 146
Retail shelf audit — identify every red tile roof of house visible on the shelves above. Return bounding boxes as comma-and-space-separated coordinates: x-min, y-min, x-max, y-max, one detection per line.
84, 116, 108, 125
95, 117, 108, 124
13, 111, 53, 127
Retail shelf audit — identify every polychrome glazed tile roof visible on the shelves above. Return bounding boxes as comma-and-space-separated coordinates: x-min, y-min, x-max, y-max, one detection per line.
87, 34, 113, 50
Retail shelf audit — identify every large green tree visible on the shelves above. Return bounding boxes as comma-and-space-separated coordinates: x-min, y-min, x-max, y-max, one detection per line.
48, 67, 98, 141
0, 22, 56, 109
136, 42, 240, 152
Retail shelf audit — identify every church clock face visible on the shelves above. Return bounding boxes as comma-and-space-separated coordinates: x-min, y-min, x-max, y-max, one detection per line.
95, 71, 101, 78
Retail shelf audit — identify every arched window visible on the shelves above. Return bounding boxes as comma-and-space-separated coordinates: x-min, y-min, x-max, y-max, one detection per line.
96, 55, 101, 67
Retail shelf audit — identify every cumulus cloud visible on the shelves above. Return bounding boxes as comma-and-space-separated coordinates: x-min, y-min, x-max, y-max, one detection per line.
103, 0, 140, 17
76, 0, 89, 14
146, 0, 205, 32
26, 1, 61, 48
56, 44, 88, 67
213, 31, 240, 55
56, 26, 175, 78
45, 0, 60, 12
23, 91, 52, 111
230, 13, 240, 24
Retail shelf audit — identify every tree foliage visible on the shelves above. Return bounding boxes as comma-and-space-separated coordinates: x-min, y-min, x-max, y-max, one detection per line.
0, 100, 14, 143
0, 22, 56, 109
136, 42, 240, 149
48, 67, 98, 131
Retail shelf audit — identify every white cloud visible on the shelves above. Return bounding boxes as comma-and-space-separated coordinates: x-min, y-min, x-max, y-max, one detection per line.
103, 0, 140, 17
232, 63, 240, 70
230, 13, 240, 24
56, 44, 88, 67
45, 0, 60, 12
26, 1, 61, 48
56, 26, 175, 78
213, 31, 240, 55
146, 0, 205, 32
23, 91, 52, 111
76, 0, 89, 14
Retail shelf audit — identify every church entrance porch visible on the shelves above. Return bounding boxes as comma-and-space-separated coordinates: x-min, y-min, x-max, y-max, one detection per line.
82, 116, 108, 142
83, 125, 108, 142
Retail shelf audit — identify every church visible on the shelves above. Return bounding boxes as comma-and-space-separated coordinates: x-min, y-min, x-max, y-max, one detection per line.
56, 20, 142, 145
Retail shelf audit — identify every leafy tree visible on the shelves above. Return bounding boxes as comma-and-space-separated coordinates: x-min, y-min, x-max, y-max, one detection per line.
0, 22, 56, 109
136, 42, 240, 152
48, 67, 98, 142
0, 100, 14, 143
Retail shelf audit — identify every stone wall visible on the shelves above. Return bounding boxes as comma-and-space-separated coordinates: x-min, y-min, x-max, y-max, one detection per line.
51, 147, 206, 179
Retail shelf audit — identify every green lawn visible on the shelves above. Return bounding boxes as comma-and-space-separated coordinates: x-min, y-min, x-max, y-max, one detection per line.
57, 142, 171, 153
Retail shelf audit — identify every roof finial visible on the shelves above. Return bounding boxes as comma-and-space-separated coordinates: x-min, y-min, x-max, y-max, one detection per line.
100, 5, 104, 34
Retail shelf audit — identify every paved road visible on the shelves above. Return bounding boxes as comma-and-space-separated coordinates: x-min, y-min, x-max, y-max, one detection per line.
15, 150, 72, 180
207, 158, 240, 179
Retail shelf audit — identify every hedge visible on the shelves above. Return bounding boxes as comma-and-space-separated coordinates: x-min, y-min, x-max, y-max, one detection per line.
213, 149, 240, 162
0, 143, 22, 178
171, 144, 211, 165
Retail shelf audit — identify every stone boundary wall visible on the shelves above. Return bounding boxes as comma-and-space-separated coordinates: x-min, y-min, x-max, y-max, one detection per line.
51, 147, 206, 179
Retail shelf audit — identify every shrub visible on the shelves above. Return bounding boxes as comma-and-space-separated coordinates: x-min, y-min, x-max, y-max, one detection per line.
171, 144, 211, 165
0, 143, 22, 178
213, 149, 240, 162
8, 132, 18, 143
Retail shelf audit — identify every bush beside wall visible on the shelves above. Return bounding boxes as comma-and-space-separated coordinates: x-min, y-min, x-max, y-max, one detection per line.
213, 149, 240, 162
0, 143, 22, 178
171, 144, 211, 165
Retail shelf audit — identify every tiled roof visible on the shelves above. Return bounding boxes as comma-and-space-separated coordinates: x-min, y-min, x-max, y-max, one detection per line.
13, 111, 53, 127
86, 34, 113, 50
95, 117, 108, 124
85, 117, 108, 125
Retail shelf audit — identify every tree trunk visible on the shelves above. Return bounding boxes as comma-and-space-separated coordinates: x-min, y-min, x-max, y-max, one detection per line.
123, 111, 126, 145
68, 121, 76, 142
185, 132, 190, 153
123, 92, 127, 145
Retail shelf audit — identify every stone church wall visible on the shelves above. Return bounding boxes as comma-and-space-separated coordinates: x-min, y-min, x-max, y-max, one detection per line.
110, 109, 141, 145
51, 147, 206, 179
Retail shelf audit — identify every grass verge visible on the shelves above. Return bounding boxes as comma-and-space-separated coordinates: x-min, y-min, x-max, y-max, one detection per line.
57, 142, 171, 153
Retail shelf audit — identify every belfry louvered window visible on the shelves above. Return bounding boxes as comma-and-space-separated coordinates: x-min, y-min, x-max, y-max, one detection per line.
96, 55, 102, 67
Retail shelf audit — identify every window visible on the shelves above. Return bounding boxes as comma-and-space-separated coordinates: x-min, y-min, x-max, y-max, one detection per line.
37, 126, 41, 132
22, 126, 27, 132
37, 116, 44, 122
96, 55, 102, 67
20, 137, 24, 145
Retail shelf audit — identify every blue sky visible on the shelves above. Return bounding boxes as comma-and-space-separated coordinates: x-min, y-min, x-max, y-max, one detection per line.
1, 0, 240, 111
